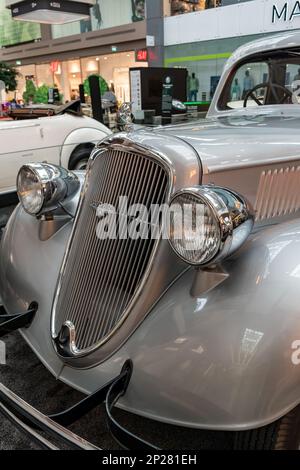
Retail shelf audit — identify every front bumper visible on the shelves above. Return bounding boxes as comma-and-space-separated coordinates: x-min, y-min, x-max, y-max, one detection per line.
0, 358, 158, 450
0, 304, 159, 450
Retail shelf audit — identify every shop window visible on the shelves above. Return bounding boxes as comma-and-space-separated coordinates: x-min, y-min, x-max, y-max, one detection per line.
36, 64, 55, 88
14, 51, 147, 106
170, 58, 227, 103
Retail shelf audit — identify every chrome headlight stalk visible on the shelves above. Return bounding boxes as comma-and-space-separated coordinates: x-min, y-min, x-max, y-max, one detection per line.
17, 163, 80, 217
168, 185, 254, 267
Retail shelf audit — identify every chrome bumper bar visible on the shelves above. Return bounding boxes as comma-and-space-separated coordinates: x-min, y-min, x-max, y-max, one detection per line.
0, 385, 97, 450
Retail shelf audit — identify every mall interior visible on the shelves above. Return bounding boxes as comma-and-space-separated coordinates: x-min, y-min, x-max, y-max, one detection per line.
1, 0, 298, 110
2, 0, 300, 454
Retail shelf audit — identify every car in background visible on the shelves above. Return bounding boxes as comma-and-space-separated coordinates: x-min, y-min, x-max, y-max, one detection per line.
0, 100, 111, 200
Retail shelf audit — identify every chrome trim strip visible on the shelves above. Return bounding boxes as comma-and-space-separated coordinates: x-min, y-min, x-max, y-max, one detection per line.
0, 383, 99, 450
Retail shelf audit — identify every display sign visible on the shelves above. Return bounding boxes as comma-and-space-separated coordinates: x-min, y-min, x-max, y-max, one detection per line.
6, 0, 96, 24
272, 2, 300, 23
135, 49, 148, 62
162, 76, 173, 125
48, 88, 60, 104
130, 70, 142, 113
146, 35, 155, 47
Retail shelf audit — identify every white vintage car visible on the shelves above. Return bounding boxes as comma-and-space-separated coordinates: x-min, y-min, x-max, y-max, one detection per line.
0, 101, 111, 199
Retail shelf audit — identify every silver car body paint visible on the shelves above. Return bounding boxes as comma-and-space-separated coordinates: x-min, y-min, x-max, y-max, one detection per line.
1, 32, 300, 431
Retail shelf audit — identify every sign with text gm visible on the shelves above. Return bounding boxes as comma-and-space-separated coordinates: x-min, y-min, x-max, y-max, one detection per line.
272, 1, 300, 24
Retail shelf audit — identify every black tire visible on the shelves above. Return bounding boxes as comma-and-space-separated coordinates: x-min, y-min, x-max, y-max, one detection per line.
234, 405, 300, 449
68, 145, 94, 171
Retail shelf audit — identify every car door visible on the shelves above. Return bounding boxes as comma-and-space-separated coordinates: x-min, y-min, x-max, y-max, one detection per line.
0, 119, 51, 194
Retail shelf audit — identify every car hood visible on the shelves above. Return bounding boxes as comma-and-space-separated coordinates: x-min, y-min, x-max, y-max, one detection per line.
143, 109, 300, 174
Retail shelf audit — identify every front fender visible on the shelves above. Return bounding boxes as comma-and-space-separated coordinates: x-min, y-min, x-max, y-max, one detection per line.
60, 219, 300, 430
1, 207, 300, 430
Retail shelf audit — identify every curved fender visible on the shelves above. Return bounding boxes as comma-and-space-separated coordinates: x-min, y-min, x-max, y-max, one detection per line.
60, 219, 300, 431
2, 210, 300, 430
0, 206, 74, 377
60, 127, 111, 169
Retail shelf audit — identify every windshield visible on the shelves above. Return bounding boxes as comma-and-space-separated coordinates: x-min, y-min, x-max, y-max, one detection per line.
219, 49, 300, 110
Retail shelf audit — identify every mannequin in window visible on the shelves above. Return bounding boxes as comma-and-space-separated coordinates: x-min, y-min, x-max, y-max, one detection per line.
189, 73, 200, 101
231, 78, 241, 101
243, 70, 254, 99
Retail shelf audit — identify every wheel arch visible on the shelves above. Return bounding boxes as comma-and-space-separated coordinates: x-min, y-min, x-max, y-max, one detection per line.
60, 127, 110, 169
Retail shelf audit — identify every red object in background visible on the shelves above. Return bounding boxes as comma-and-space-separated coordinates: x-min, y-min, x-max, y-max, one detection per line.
50, 61, 60, 73
136, 49, 148, 62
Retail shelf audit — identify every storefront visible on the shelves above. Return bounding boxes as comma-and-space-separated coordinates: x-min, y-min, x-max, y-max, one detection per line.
0, 0, 147, 104
164, 35, 259, 103
15, 51, 147, 103
164, 0, 300, 104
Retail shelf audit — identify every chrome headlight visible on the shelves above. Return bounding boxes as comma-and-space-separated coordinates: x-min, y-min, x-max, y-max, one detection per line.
17, 163, 80, 216
168, 186, 254, 266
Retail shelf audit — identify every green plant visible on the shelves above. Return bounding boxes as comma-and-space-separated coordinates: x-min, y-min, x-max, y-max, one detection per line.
34, 84, 50, 104
83, 74, 108, 97
34, 85, 62, 104
23, 79, 37, 103
0, 62, 19, 92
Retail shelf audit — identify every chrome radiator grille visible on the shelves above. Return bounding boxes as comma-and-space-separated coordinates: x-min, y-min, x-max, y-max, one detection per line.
53, 147, 169, 352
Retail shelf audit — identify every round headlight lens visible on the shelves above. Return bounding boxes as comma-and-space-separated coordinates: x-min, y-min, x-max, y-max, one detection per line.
17, 163, 80, 217
169, 192, 221, 265
17, 165, 44, 215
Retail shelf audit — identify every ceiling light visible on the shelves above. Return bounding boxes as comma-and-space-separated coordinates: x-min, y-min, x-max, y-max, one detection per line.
6, 0, 96, 25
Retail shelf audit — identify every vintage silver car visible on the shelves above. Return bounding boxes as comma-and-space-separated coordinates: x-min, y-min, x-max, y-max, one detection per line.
1, 31, 300, 450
